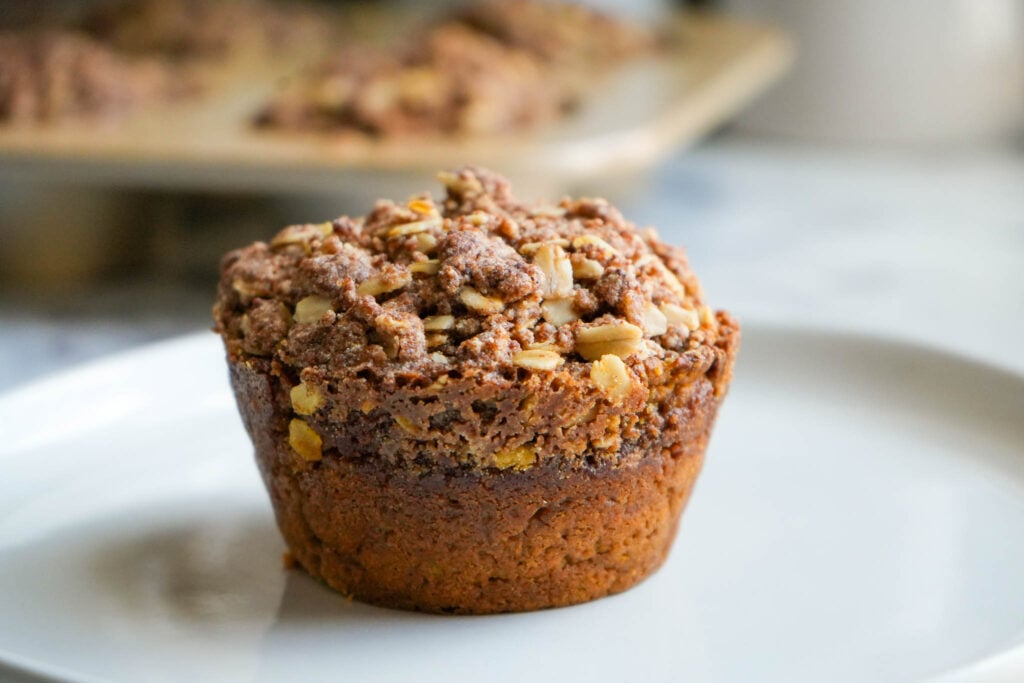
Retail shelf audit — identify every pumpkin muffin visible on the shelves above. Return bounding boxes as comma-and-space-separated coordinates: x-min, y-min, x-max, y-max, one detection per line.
214, 167, 738, 614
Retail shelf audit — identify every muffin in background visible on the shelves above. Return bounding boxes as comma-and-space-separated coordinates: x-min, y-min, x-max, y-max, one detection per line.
214, 167, 738, 614
0, 30, 190, 123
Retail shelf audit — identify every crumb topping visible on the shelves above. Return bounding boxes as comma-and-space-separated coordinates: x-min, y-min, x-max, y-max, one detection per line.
217, 167, 720, 375
216, 167, 738, 470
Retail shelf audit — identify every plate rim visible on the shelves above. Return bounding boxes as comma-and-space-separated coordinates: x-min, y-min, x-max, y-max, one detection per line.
1, 322, 1023, 683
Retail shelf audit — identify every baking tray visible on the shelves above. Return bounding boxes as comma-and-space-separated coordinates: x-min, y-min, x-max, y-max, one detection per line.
0, 13, 792, 199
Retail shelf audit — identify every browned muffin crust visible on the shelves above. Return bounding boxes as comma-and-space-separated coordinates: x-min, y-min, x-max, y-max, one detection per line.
232, 353, 715, 613
215, 168, 738, 613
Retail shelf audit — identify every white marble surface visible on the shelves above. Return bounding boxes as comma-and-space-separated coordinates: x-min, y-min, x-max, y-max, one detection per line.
1, 135, 1023, 390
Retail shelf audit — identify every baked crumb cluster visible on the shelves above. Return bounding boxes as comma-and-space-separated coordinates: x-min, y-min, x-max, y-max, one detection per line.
216, 168, 736, 471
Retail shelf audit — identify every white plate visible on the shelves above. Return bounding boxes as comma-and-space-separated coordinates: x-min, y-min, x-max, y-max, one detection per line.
1, 326, 1023, 683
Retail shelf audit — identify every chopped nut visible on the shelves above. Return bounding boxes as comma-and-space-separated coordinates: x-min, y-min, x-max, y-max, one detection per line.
290, 381, 324, 415
533, 206, 566, 218
293, 295, 333, 324
526, 341, 563, 352
422, 314, 454, 331
660, 303, 699, 331
409, 233, 436, 255
576, 321, 643, 345
541, 298, 579, 326
426, 375, 449, 392
493, 445, 537, 471
571, 234, 618, 255
576, 339, 642, 360
231, 278, 262, 301
590, 354, 633, 402
519, 239, 570, 254
410, 259, 440, 275
700, 305, 716, 328
572, 258, 604, 280
425, 332, 447, 348
360, 398, 377, 414
459, 286, 504, 314
438, 171, 483, 195
407, 198, 437, 216
288, 419, 322, 461
387, 218, 441, 237
512, 349, 564, 371
394, 415, 421, 433
271, 223, 332, 252
642, 302, 669, 337
466, 211, 490, 227
534, 243, 574, 298
357, 270, 411, 297
576, 321, 644, 360
429, 352, 449, 364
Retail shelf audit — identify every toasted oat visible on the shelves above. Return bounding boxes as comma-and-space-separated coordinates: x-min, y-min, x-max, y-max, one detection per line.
541, 298, 579, 326
387, 218, 442, 237
512, 348, 564, 370
410, 259, 440, 274
422, 314, 455, 331
534, 243, 573, 298
590, 354, 633, 402
571, 234, 618, 255
576, 321, 644, 360
294, 295, 333, 323
357, 270, 411, 297
459, 286, 505, 314
660, 303, 699, 331
641, 302, 668, 337
519, 239, 570, 254
572, 257, 604, 280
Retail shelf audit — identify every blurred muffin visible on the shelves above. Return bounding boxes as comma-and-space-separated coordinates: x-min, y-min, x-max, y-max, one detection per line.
257, 23, 571, 136
214, 167, 738, 614
82, 0, 333, 62
0, 30, 190, 123
256, 0, 655, 137
455, 0, 656, 69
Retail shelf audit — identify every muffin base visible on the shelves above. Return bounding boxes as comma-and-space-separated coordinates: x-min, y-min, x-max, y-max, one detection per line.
231, 358, 719, 615
264, 437, 706, 614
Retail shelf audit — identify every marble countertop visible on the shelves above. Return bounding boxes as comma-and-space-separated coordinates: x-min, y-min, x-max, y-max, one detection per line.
2, 135, 1023, 390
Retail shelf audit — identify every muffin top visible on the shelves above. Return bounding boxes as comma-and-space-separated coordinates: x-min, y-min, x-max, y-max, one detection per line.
217, 167, 720, 374
215, 168, 736, 471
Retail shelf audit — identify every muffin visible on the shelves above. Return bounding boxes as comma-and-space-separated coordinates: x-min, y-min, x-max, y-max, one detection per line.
214, 168, 739, 614
256, 0, 655, 137
0, 30, 189, 124
82, 0, 333, 63
454, 0, 656, 70
256, 23, 571, 137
